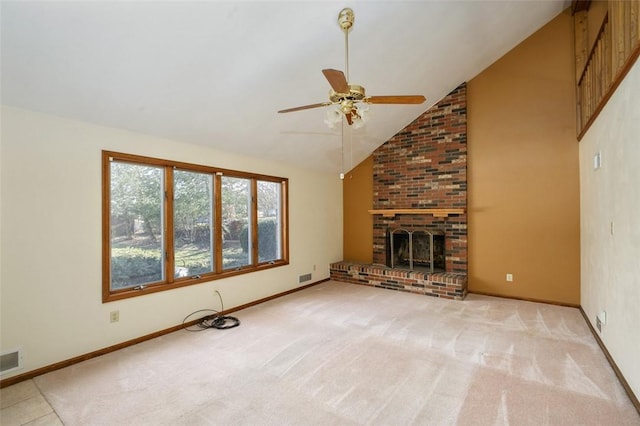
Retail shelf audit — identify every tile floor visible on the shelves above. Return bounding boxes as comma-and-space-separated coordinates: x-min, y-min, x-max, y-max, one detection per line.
0, 380, 62, 426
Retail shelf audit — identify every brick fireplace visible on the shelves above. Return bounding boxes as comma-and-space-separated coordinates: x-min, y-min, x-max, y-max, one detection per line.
331, 83, 468, 300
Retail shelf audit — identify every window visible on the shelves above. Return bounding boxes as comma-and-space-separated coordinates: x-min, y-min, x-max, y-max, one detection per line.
257, 180, 282, 263
221, 176, 252, 270
103, 151, 289, 302
173, 170, 214, 278
109, 161, 165, 289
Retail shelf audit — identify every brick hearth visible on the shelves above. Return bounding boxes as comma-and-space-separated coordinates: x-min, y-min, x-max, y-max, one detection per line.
330, 261, 467, 300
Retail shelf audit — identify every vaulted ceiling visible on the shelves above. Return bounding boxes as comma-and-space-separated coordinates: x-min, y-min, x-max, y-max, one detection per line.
1, 1, 568, 173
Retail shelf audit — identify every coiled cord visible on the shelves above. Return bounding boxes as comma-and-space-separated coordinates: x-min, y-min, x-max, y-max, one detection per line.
182, 290, 240, 332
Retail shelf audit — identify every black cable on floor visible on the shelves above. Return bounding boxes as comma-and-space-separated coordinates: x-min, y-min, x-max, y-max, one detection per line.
182, 290, 240, 332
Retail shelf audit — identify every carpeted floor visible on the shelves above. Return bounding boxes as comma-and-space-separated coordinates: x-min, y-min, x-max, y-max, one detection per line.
27, 281, 640, 425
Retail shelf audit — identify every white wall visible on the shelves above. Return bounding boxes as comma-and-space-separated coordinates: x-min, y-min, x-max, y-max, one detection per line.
579, 59, 640, 398
0, 107, 343, 380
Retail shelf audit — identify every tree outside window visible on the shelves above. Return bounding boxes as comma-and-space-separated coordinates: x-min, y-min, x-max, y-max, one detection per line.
109, 161, 164, 289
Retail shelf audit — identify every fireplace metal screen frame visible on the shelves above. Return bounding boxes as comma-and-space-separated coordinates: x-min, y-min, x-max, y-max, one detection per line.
388, 227, 443, 273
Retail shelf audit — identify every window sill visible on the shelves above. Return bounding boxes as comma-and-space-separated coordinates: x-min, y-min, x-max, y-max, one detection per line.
103, 260, 289, 303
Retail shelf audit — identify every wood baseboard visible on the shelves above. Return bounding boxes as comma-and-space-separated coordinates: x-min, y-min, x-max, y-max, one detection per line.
578, 307, 640, 415
467, 290, 580, 308
0, 279, 328, 389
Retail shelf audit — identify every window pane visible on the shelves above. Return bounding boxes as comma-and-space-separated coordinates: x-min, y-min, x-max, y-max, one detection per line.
110, 161, 164, 290
174, 170, 214, 278
221, 176, 251, 269
257, 180, 282, 262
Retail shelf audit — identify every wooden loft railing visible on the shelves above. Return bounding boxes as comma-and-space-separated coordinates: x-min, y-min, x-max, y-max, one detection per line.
576, 14, 609, 132
574, 0, 640, 139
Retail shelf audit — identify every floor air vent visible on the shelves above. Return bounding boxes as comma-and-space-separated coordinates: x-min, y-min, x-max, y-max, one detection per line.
1, 349, 22, 375
299, 273, 312, 283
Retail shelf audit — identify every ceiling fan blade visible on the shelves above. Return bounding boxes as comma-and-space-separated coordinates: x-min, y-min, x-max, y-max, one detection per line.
278, 102, 332, 113
365, 95, 426, 104
322, 69, 349, 93
345, 112, 353, 125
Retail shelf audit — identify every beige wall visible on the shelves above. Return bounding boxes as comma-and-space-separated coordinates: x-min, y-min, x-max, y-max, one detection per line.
579, 57, 640, 400
0, 107, 343, 380
343, 156, 373, 263
467, 10, 580, 304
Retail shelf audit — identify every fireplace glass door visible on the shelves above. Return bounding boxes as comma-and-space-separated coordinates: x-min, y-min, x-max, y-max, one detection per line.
387, 228, 445, 273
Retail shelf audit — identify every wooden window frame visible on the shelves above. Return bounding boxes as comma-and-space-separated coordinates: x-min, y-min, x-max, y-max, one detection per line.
102, 151, 289, 303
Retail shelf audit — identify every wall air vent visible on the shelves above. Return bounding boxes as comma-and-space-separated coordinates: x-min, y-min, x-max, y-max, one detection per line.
299, 273, 312, 283
0, 348, 23, 375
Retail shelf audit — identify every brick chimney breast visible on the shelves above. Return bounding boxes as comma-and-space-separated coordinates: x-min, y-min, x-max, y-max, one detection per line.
372, 83, 467, 273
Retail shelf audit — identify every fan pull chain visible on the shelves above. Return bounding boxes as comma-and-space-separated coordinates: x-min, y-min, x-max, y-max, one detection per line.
350, 124, 353, 172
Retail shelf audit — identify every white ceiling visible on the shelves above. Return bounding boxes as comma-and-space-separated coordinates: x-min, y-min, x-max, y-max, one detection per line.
1, 1, 567, 174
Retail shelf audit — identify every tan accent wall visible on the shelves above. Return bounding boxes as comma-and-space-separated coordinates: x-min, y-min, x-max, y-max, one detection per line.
467, 10, 580, 304
341, 11, 580, 304
343, 156, 373, 263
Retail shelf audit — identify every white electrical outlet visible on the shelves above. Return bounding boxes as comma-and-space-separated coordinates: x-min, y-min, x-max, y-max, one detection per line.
110, 310, 120, 323
506, 273, 513, 282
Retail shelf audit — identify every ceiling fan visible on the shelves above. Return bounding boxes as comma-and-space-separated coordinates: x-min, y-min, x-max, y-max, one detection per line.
277, 7, 426, 128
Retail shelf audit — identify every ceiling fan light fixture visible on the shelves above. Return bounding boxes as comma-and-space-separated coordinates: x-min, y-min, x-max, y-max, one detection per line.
324, 106, 343, 129
323, 102, 371, 130
352, 104, 370, 129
